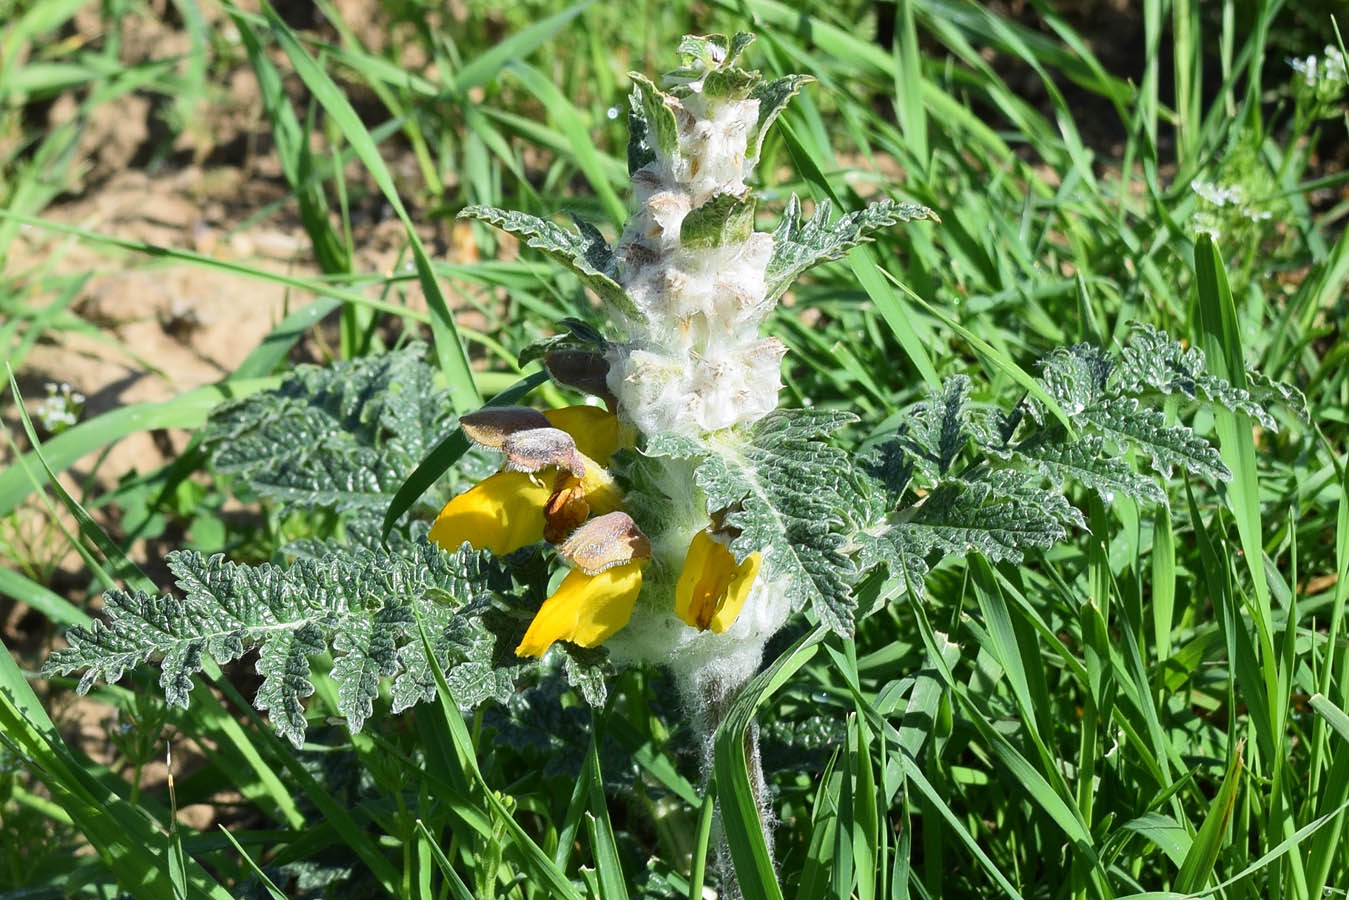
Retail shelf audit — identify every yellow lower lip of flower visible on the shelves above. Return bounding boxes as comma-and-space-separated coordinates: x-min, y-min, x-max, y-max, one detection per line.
429, 470, 552, 555
515, 561, 645, 657
675, 531, 761, 634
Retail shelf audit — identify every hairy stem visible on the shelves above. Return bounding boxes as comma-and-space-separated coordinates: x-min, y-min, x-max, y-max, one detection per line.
678, 665, 773, 899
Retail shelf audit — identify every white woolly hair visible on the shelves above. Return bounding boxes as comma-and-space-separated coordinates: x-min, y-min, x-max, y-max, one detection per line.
606, 80, 782, 438
606, 568, 792, 692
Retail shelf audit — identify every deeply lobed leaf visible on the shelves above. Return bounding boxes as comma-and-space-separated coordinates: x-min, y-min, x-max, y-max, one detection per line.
44, 542, 514, 747
764, 195, 938, 303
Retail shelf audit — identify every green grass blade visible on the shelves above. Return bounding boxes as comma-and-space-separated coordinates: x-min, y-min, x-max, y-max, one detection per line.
1173, 739, 1244, 893
414, 615, 585, 900
503, 61, 626, 225
715, 629, 829, 900
450, 0, 592, 92
260, 1, 480, 410
687, 790, 716, 900
584, 716, 630, 900
414, 820, 477, 900
0, 563, 89, 628
0, 377, 278, 517
0, 650, 235, 900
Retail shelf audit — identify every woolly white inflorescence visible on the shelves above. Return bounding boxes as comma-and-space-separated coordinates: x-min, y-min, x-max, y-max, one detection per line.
605, 62, 784, 437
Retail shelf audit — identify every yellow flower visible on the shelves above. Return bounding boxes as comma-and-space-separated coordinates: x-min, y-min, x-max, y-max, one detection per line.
515, 561, 645, 658
675, 530, 761, 634
429, 405, 621, 555
428, 470, 552, 555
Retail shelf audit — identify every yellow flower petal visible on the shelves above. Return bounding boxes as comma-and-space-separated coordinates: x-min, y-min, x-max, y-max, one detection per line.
429, 471, 551, 556
709, 549, 760, 634
544, 405, 620, 464
515, 561, 644, 657
675, 531, 761, 634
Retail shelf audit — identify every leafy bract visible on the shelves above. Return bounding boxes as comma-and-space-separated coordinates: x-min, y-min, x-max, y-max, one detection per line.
516, 316, 608, 368
458, 205, 638, 318
627, 73, 679, 164
646, 409, 862, 635
681, 193, 756, 249
764, 196, 938, 302
43, 542, 514, 747
747, 75, 813, 164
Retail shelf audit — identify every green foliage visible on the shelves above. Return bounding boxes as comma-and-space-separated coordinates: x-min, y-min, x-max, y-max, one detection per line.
457, 204, 637, 318
680, 193, 757, 249
6, 2, 1348, 899
764, 196, 938, 302
636, 327, 1261, 641
206, 345, 455, 515
42, 532, 516, 748
647, 410, 861, 634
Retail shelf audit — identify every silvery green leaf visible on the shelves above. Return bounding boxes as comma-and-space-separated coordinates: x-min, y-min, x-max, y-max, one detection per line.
984, 468, 1087, 533
680, 193, 756, 249
747, 74, 813, 164
459, 205, 639, 320
255, 621, 325, 746
1013, 433, 1167, 505
1246, 370, 1308, 424
517, 317, 609, 368
1082, 397, 1231, 482
765, 195, 937, 302
647, 409, 862, 635
1036, 343, 1113, 412
676, 33, 728, 69
43, 542, 513, 748
726, 32, 756, 66
901, 376, 972, 476
626, 93, 655, 175
1118, 324, 1292, 430
331, 604, 409, 734
897, 479, 1066, 564
628, 73, 679, 160
206, 344, 453, 517
702, 66, 760, 101
562, 645, 610, 707
392, 605, 516, 714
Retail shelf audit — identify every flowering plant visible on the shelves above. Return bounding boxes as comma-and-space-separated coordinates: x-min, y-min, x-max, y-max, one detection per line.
433, 33, 935, 711
43, 32, 1293, 888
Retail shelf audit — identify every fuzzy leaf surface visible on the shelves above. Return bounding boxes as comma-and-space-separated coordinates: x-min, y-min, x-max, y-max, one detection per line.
1011, 433, 1167, 505
627, 73, 678, 162
747, 74, 812, 163
459, 205, 638, 318
43, 542, 514, 747
765, 196, 937, 302
897, 479, 1067, 564
647, 409, 861, 635
681, 193, 756, 249
206, 345, 452, 515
